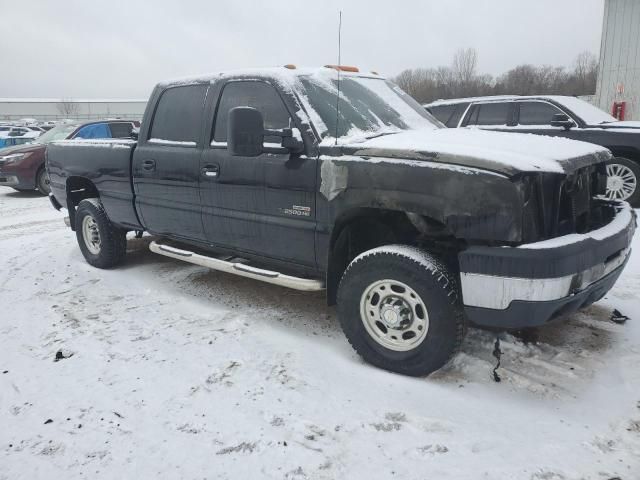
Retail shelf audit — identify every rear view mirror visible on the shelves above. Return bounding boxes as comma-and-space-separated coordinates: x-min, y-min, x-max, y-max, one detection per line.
550, 113, 576, 130
130, 127, 139, 140
228, 107, 264, 157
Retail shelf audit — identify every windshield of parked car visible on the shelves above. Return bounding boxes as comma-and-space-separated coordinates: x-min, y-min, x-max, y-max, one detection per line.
296, 74, 440, 142
33, 124, 79, 144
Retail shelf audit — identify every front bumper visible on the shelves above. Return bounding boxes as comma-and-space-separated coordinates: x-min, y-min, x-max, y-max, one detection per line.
459, 201, 636, 329
0, 173, 19, 186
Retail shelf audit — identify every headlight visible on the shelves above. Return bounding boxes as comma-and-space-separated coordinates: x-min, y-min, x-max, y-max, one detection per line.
0, 153, 29, 165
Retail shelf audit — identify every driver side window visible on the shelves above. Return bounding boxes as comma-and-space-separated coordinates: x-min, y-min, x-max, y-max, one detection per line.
212, 81, 291, 144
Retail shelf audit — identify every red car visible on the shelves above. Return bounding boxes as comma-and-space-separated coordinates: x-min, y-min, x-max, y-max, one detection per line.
0, 120, 139, 195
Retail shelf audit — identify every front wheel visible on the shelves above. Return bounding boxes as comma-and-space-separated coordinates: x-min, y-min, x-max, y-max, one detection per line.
75, 198, 127, 268
337, 245, 465, 377
605, 157, 640, 207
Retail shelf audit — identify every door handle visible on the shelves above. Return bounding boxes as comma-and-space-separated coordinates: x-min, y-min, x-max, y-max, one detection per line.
142, 159, 156, 171
202, 164, 220, 178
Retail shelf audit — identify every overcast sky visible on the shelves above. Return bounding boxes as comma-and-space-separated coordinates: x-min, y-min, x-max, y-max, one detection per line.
1, 0, 604, 99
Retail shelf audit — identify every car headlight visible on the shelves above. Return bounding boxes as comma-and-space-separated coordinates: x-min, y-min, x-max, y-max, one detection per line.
0, 153, 30, 165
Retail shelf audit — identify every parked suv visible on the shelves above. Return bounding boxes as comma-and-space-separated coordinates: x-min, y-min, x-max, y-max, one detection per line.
0, 120, 138, 194
46, 66, 635, 377
425, 96, 640, 206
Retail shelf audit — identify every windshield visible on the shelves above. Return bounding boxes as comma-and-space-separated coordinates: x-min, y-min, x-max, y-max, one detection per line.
295, 74, 440, 142
34, 124, 78, 144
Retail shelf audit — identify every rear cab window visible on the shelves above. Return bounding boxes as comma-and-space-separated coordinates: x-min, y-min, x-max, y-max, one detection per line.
149, 84, 208, 146
428, 103, 470, 128
465, 102, 512, 126
428, 105, 456, 125
212, 80, 292, 145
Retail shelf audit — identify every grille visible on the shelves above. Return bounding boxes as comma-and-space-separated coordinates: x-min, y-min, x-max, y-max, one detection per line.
556, 165, 607, 236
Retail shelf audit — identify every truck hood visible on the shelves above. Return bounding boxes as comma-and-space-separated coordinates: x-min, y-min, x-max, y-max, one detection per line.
340, 128, 611, 177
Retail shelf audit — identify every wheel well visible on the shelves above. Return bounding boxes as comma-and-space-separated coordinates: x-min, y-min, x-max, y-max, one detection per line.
66, 176, 99, 231
607, 147, 640, 163
325, 208, 458, 305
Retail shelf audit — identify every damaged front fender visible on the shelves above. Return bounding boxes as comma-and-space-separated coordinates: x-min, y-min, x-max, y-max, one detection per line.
317, 153, 525, 244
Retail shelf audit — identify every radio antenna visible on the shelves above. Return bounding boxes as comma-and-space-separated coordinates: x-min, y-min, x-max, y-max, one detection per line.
334, 10, 342, 146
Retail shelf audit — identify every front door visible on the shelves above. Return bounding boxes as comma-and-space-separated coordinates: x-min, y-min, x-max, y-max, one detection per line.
199, 80, 317, 267
133, 84, 208, 241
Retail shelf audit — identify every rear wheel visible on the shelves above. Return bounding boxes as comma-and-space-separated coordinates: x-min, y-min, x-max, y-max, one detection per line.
75, 198, 127, 268
337, 245, 465, 377
36, 167, 51, 195
605, 157, 640, 207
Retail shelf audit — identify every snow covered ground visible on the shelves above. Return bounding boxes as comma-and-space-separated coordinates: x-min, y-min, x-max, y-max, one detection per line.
1, 186, 639, 480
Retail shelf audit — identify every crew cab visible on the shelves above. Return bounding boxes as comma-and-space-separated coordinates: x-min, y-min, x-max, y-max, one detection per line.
46, 67, 635, 376
0, 119, 138, 194
425, 95, 640, 206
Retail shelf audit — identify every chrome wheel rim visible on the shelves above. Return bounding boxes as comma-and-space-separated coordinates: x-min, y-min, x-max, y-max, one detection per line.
606, 163, 637, 201
82, 216, 101, 255
359, 279, 429, 352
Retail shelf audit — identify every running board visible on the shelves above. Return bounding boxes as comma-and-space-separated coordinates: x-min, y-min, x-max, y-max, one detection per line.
149, 241, 325, 292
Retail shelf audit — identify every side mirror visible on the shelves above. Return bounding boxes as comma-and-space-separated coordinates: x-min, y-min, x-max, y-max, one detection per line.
130, 127, 139, 140
228, 107, 264, 157
550, 113, 576, 130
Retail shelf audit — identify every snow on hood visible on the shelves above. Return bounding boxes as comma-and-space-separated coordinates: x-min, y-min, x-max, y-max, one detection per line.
341, 128, 610, 175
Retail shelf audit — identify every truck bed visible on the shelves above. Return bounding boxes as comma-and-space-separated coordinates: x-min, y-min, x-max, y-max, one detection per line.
47, 139, 142, 230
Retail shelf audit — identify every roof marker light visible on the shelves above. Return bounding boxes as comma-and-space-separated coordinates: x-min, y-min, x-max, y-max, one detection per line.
324, 65, 359, 73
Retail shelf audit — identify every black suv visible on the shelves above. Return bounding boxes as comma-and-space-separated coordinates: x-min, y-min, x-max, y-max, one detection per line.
425, 96, 640, 206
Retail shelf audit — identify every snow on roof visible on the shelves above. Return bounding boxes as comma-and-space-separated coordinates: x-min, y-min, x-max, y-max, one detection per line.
425, 96, 519, 107
159, 66, 384, 88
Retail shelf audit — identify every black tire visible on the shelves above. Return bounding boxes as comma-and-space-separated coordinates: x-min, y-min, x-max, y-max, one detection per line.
606, 157, 640, 207
337, 245, 465, 377
75, 198, 127, 269
36, 167, 51, 195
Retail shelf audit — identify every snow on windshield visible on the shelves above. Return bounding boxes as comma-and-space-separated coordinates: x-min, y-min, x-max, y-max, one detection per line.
294, 72, 439, 143
550, 96, 617, 125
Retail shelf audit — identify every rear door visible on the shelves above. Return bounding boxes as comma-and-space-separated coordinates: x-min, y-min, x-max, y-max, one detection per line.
199, 79, 317, 267
133, 84, 209, 241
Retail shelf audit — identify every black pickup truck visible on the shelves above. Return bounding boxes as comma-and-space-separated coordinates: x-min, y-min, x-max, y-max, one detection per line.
425, 95, 640, 206
47, 66, 636, 376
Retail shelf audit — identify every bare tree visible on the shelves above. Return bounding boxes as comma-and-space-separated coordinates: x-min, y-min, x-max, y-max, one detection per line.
573, 51, 598, 94
394, 50, 598, 103
57, 99, 80, 117
452, 48, 478, 94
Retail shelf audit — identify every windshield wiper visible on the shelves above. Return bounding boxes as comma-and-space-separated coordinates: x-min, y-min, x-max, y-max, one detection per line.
364, 131, 402, 140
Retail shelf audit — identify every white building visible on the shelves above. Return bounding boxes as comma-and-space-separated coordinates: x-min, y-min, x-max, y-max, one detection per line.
595, 0, 640, 121
0, 98, 147, 122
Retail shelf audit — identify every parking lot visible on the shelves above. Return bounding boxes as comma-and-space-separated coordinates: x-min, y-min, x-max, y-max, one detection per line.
0, 186, 638, 479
